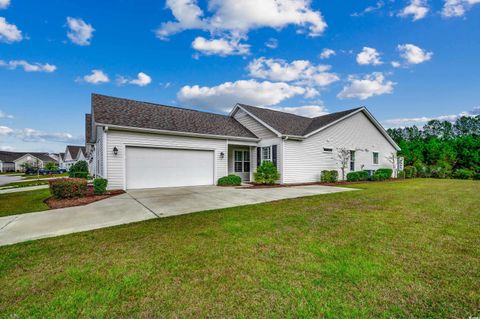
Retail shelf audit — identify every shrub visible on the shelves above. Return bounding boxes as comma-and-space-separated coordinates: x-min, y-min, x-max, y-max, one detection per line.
69, 160, 89, 178
93, 178, 108, 195
473, 172, 480, 180
397, 170, 406, 179
49, 178, 87, 199
404, 166, 417, 179
452, 169, 473, 180
375, 168, 393, 179
430, 166, 450, 179
321, 170, 338, 183
254, 161, 280, 185
218, 174, 242, 186
347, 171, 369, 182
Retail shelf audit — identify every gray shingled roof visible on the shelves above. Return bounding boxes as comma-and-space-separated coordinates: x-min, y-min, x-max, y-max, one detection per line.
66, 145, 86, 159
85, 113, 92, 144
92, 94, 257, 139
0, 151, 56, 163
237, 104, 363, 136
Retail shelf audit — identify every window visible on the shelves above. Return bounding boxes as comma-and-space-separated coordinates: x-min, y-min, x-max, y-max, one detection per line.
323, 147, 333, 153
373, 152, 379, 165
262, 147, 271, 162
234, 150, 250, 173
350, 150, 355, 171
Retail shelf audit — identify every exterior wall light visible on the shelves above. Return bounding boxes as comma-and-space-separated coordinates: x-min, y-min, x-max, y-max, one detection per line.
220, 152, 225, 159
113, 147, 119, 156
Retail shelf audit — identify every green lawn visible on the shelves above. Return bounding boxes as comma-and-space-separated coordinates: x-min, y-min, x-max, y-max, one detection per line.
0, 189, 51, 217
0, 179, 479, 318
0, 180, 49, 190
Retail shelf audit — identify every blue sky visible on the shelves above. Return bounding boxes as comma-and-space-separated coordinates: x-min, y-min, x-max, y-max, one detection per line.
0, 0, 479, 152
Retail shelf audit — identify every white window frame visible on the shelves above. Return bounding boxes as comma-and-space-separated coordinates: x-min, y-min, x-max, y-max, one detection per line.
261, 146, 272, 163
234, 149, 250, 173
373, 152, 379, 165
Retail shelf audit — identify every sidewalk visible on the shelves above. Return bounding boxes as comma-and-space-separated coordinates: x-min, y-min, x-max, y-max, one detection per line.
0, 185, 49, 194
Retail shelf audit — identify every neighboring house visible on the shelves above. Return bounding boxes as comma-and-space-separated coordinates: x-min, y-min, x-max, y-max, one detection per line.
61, 145, 86, 170
0, 151, 58, 172
86, 94, 400, 190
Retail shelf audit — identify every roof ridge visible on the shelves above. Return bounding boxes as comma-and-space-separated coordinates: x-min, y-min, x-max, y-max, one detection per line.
238, 103, 312, 119
92, 93, 232, 118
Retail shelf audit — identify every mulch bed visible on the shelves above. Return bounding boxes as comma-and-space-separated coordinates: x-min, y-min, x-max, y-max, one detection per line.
45, 185, 125, 209
239, 179, 402, 189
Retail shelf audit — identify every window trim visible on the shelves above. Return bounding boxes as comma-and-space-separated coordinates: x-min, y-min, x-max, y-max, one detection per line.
373, 152, 379, 165
261, 146, 272, 163
234, 149, 250, 173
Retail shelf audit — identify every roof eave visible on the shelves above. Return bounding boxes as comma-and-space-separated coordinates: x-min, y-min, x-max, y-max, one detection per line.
95, 122, 261, 142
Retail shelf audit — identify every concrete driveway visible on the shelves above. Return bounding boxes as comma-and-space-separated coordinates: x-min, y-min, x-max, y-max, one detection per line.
0, 185, 355, 246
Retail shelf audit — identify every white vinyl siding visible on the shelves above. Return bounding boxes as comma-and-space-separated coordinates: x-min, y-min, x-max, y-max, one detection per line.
283, 111, 397, 183
233, 108, 277, 139
106, 129, 228, 190
95, 127, 106, 178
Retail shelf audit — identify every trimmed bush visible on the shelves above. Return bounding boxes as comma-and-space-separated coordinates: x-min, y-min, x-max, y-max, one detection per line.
321, 170, 338, 183
404, 166, 417, 179
397, 170, 406, 179
473, 172, 480, 180
430, 166, 450, 179
93, 178, 108, 195
218, 174, 242, 186
69, 160, 89, 179
49, 178, 87, 199
452, 169, 473, 180
375, 168, 393, 179
254, 161, 280, 185
347, 171, 369, 182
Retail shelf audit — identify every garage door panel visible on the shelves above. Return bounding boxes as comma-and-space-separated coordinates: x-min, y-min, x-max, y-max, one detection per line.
126, 147, 214, 189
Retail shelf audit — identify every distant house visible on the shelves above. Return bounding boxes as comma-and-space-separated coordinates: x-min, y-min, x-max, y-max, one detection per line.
60, 145, 86, 170
0, 151, 58, 172
86, 94, 400, 190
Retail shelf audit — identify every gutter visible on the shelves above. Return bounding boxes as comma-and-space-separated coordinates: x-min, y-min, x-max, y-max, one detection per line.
94, 122, 261, 143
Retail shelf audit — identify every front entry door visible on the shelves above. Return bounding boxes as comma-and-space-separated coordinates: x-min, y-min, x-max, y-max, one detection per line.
234, 150, 250, 181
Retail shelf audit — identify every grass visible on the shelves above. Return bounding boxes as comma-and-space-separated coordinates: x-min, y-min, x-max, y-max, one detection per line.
0, 179, 479, 318
0, 180, 49, 190
0, 189, 51, 217
23, 173, 68, 180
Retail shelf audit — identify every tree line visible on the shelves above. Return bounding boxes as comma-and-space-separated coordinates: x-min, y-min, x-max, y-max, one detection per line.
387, 115, 480, 178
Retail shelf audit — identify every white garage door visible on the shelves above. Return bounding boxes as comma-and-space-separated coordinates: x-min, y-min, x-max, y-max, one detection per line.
126, 147, 214, 189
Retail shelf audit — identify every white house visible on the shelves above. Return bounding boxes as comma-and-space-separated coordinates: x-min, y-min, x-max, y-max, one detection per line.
86, 94, 400, 190
60, 145, 86, 170
0, 151, 58, 172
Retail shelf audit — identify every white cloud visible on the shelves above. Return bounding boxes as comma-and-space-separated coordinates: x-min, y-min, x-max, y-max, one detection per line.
17, 128, 82, 143
66, 17, 95, 46
0, 125, 82, 144
0, 60, 56, 72
398, 0, 429, 21
384, 106, 480, 127
319, 48, 335, 59
117, 72, 152, 87
397, 44, 432, 64
0, 0, 10, 9
337, 72, 395, 100
442, 0, 480, 17
177, 79, 310, 112
156, 0, 327, 39
356, 47, 383, 65
0, 145, 15, 151
0, 125, 13, 135
272, 105, 328, 117
0, 110, 13, 119
265, 38, 278, 49
247, 57, 339, 87
391, 61, 401, 68
0, 17, 22, 43
192, 36, 250, 56
79, 70, 109, 84
351, 1, 385, 16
